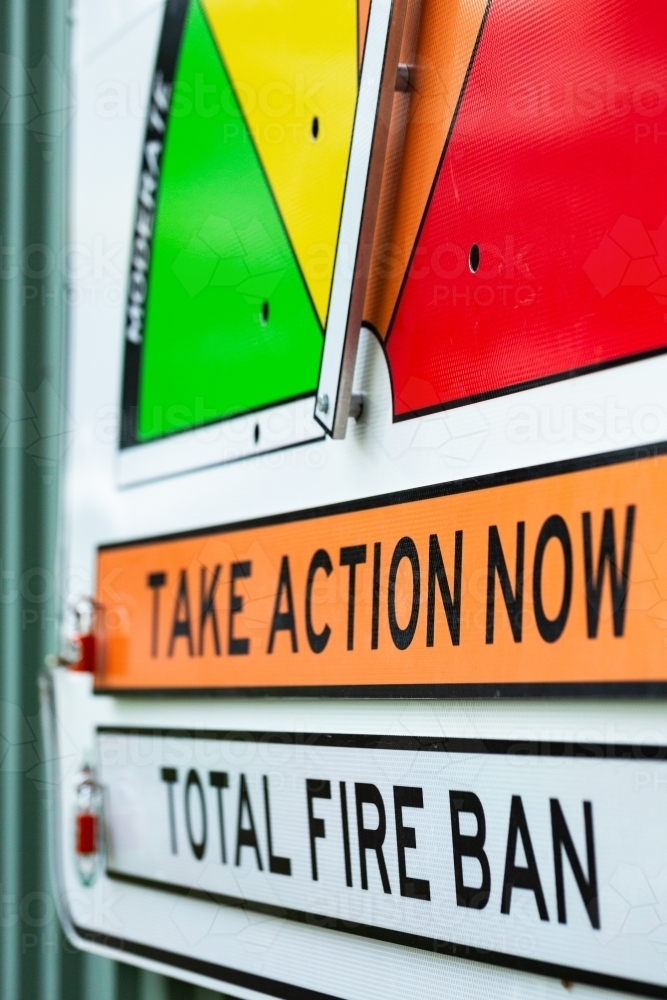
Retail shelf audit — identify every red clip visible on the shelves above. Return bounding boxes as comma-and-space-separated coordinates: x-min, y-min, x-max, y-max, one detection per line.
66, 597, 104, 673
76, 811, 97, 855
75, 765, 101, 886
71, 633, 96, 673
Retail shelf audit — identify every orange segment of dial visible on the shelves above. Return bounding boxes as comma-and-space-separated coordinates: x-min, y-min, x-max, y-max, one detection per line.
359, 0, 371, 66
364, 0, 489, 338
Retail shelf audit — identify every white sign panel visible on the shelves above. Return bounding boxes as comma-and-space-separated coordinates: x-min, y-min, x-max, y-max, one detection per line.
55, 0, 667, 996
91, 726, 667, 995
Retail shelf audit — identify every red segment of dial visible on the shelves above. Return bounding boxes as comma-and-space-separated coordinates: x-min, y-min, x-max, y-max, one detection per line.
387, 0, 667, 417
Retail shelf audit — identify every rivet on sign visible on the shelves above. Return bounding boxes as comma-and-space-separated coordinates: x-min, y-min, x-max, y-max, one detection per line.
317, 394, 329, 414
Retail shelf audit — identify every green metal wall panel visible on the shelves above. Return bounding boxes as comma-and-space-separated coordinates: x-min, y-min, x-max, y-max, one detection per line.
0, 2, 223, 997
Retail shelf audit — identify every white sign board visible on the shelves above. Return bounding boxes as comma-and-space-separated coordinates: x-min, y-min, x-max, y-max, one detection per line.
48, 672, 667, 999
51, 0, 667, 996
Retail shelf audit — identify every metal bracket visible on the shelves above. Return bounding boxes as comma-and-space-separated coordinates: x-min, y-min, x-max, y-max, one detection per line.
316, 393, 364, 422
395, 63, 413, 92
349, 394, 364, 421
314, 0, 411, 440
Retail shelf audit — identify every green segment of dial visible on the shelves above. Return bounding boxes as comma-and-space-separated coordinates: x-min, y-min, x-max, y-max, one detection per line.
138, 0, 323, 442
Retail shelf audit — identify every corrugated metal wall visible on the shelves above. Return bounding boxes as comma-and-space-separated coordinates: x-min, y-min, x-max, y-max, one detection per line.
0, 2, 221, 997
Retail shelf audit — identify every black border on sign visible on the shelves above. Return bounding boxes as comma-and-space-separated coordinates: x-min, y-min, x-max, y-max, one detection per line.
87, 726, 667, 999
392, 346, 667, 423
97, 726, 667, 759
96, 440, 667, 698
120, 0, 187, 450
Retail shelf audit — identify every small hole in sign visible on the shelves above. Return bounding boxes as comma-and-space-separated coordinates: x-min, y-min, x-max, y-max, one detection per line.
260, 301, 269, 325
254, 423, 260, 444
469, 244, 480, 273
311, 117, 319, 139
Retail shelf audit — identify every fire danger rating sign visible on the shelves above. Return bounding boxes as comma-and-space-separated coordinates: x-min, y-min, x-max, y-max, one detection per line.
97, 727, 667, 995
95, 447, 667, 693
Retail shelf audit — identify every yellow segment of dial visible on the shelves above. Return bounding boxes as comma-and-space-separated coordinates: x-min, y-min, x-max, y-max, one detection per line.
200, 0, 359, 326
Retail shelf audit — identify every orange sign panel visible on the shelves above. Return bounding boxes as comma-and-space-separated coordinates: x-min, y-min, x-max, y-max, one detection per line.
96, 448, 667, 693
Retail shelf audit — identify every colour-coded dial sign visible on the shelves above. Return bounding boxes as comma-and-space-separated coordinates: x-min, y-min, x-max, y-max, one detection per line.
365, 0, 667, 420
96, 446, 666, 694
122, 0, 372, 449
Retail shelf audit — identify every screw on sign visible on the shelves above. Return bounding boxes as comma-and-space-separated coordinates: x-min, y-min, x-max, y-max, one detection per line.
74, 766, 102, 887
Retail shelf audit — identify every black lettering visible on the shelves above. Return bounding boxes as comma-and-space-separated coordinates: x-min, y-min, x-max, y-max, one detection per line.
486, 523, 525, 643
340, 545, 367, 651
501, 795, 548, 920
229, 561, 251, 655
393, 786, 430, 900
426, 532, 462, 647
199, 564, 221, 655
148, 572, 166, 657
371, 542, 381, 649
306, 778, 331, 881
263, 775, 291, 875
340, 781, 352, 887
582, 505, 635, 638
184, 769, 207, 861
533, 516, 572, 643
387, 537, 420, 650
209, 771, 228, 863
161, 766, 178, 854
168, 569, 194, 656
355, 783, 391, 893
235, 774, 263, 869
267, 556, 298, 653
449, 790, 491, 909
305, 550, 332, 654
550, 799, 599, 929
